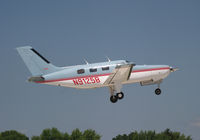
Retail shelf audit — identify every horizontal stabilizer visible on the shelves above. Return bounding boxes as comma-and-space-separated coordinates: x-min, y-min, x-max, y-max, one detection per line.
28, 76, 45, 82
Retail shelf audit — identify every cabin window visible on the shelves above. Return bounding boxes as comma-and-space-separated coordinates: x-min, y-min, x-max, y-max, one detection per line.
102, 66, 109, 71
77, 69, 85, 74
90, 68, 97, 72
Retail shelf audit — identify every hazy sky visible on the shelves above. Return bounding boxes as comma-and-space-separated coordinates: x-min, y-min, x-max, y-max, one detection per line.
0, 1, 200, 140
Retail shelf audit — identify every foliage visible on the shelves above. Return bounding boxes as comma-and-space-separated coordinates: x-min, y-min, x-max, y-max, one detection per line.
82, 129, 101, 140
0, 128, 192, 140
40, 127, 63, 140
31, 128, 101, 140
63, 132, 70, 140
0, 130, 28, 140
112, 129, 192, 140
70, 128, 82, 140
31, 136, 40, 140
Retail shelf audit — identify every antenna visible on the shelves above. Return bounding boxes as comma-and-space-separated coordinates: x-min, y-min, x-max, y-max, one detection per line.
106, 56, 111, 62
84, 59, 89, 65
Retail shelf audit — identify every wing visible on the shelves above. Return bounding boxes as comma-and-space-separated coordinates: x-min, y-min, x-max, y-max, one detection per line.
104, 63, 134, 85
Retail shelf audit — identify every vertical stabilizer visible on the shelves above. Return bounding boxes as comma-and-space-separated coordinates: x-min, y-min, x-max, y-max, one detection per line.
16, 46, 62, 76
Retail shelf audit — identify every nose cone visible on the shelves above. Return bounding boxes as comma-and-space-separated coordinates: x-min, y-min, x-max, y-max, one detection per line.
170, 67, 179, 72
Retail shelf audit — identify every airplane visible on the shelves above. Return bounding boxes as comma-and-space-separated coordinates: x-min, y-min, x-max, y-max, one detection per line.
16, 46, 178, 103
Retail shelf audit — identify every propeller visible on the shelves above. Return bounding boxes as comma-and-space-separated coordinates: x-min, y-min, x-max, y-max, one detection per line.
170, 67, 179, 72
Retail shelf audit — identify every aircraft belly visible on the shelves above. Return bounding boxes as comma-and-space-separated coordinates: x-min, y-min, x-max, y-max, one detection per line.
125, 69, 170, 84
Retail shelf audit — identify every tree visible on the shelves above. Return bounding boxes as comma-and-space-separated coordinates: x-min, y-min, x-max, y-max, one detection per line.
0, 130, 28, 140
82, 129, 101, 140
112, 129, 192, 140
63, 132, 70, 140
70, 129, 82, 140
31, 136, 40, 140
40, 128, 63, 140
30, 128, 101, 140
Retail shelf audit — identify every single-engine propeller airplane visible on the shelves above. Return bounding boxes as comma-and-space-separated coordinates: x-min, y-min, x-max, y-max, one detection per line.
17, 46, 178, 103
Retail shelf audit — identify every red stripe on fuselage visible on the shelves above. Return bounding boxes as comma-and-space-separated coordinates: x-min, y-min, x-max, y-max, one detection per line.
36, 67, 170, 83
36, 73, 111, 83
132, 67, 169, 73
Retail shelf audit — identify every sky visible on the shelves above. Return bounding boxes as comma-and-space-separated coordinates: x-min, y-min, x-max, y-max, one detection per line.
0, 0, 200, 140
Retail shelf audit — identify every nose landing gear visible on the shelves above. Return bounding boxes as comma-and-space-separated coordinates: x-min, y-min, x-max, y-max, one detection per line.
155, 82, 162, 95
155, 88, 161, 95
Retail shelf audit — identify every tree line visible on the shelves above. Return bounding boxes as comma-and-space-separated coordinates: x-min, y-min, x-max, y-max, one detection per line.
112, 129, 192, 140
0, 128, 192, 140
0, 128, 100, 140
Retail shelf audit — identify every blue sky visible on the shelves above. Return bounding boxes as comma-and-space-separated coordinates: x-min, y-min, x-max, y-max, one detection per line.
0, 1, 200, 140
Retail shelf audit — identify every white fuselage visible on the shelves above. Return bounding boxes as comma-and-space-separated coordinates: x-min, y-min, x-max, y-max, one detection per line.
38, 65, 170, 89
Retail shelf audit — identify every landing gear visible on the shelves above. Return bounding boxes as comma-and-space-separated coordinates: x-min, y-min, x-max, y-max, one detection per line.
155, 88, 161, 95
154, 82, 162, 95
110, 95, 118, 103
117, 92, 124, 100
110, 92, 124, 103
109, 86, 124, 103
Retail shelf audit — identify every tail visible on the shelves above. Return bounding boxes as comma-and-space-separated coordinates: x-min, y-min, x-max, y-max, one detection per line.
16, 46, 62, 76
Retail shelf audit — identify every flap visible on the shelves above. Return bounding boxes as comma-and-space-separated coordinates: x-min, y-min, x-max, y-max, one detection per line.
104, 64, 134, 85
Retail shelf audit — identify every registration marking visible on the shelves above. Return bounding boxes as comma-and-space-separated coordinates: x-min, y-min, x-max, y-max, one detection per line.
73, 77, 101, 85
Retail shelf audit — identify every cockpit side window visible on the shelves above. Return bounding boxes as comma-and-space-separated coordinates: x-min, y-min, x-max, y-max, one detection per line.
102, 66, 109, 71
90, 68, 97, 72
77, 69, 85, 74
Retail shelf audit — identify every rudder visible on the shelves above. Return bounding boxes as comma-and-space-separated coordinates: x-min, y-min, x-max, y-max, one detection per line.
16, 46, 62, 76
